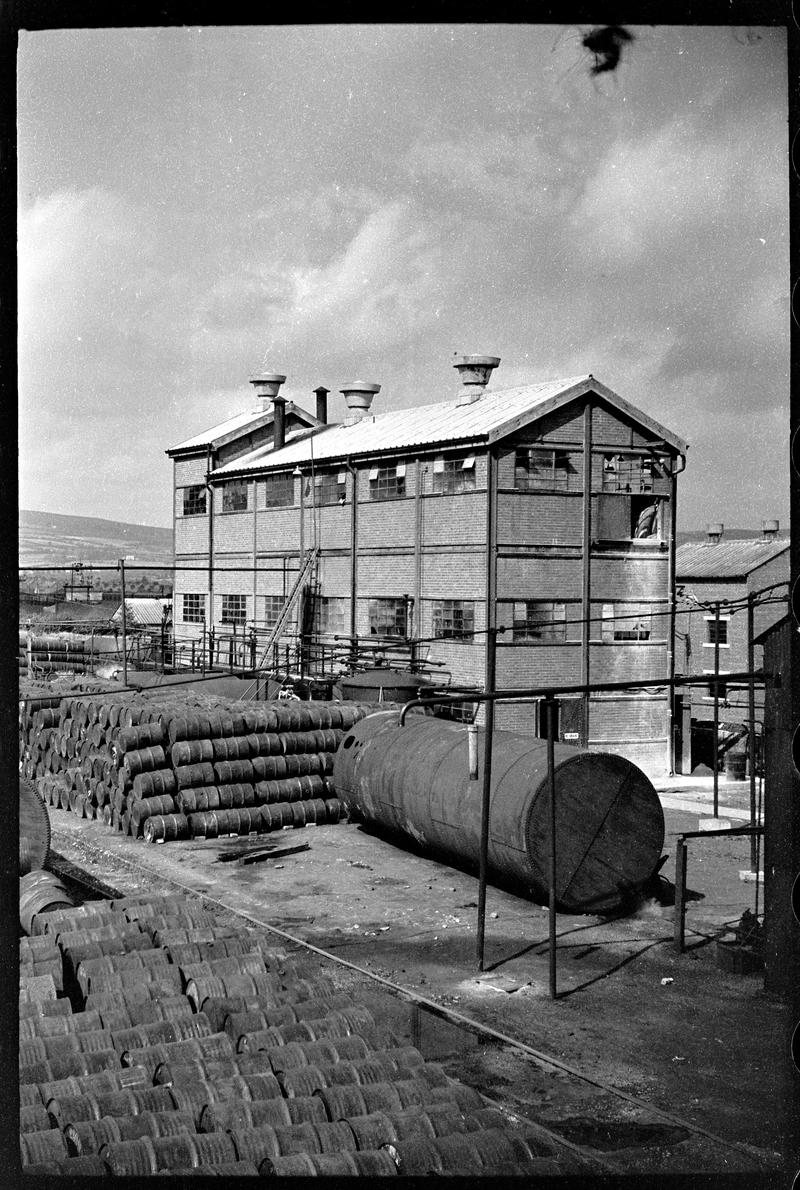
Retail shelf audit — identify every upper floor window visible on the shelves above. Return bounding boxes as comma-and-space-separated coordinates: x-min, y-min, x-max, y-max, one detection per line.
221, 594, 247, 625
506, 600, 579, 643
368, 462, 405, 501
432, 599, 475, 641
600, 602, 653, 642
262, 473, 294, 508
432, 456, 476, 495
314, 471, 348, 505
182, 593, 205, 623
182, 485, 207, 516
705, 616, 729, 647
368, 597, 408, 637
601, 454, 665, 494
221, 480, 248, 513
514, 448, 577, 491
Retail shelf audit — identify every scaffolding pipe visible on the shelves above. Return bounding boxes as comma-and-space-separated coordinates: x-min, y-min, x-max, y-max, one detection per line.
118, 558, 128, 688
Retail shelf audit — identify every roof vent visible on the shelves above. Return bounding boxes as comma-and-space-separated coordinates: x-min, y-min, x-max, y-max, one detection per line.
340, 381, 380, 425
250, 373, 287, 413
454, 354, 500, 406
761, 518, 779, 541
706, 522, 724, 544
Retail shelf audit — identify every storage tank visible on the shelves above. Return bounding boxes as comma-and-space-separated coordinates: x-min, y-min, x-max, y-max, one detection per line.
333, 712, 665, 914
338, 668, 432, 705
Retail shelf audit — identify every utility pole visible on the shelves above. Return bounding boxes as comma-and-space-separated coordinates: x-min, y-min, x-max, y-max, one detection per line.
119, 559, 128, 687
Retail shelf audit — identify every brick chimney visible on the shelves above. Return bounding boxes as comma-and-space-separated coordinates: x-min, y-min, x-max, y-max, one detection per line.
454, 354, 500, 406
340, 381, 380, 426
706, 523, 724, 544
761, 519, 779, 541
315, 386, 329, 425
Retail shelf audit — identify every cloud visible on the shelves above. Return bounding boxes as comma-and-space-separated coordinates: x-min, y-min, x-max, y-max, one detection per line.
255, 199, 451, 361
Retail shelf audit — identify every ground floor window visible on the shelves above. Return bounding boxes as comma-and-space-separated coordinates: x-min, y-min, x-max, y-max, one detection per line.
262, 595, 286, 628
432, 599, 475, 641
368, 597, 408, 637
315, 596, 348, 635
182, 593, 205, 623
221, 594, 247, 625
600, 602, 653, 642
502, 600, 579, 643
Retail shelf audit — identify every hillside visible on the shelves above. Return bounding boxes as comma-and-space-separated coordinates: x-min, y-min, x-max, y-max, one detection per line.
19, 510, 174, 571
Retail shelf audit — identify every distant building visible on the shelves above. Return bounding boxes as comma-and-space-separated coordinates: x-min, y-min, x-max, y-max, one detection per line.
111, 598, 173, 630
674, 523, 789, 769
166, 357, 688, 775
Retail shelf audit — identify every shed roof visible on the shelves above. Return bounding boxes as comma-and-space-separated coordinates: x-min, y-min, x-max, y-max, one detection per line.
676, 539, 789, 581
167, 402, 318, 455
210, 375, 688, 478
111, 598, 172, 626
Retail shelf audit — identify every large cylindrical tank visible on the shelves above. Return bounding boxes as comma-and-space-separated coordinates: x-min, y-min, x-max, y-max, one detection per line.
338, 669, 431, 705
333, 712, 665, 913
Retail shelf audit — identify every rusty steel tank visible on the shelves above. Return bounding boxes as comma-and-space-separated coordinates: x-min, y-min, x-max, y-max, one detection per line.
333, 711, 665, 914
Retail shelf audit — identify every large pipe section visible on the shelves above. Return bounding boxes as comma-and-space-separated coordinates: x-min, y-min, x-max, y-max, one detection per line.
333, 712, 665, 914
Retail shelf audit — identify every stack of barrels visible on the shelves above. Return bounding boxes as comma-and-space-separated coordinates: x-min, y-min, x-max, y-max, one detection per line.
19, 889, 570, 1177
19, 632, 89, 676
20, 693, 375, 844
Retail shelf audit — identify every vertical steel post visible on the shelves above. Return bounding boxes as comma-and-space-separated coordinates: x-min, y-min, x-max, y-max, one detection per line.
712, 601, 720, 818
119, 559, 128, 688
674, 838, 687, 952
546, 695, 558, 999
476, 633, 496, 971
477, 446, 497, 972
747, 593, 757, 870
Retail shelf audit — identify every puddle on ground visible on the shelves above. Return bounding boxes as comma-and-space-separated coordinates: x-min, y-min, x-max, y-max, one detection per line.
544, 1116, 691, 1151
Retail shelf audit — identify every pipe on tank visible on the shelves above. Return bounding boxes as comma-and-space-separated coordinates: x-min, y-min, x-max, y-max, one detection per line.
333, 712, 665, 914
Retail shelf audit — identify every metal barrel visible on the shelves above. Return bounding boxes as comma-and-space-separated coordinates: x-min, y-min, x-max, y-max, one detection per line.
122, 745, 167, 777
251, 755, 288, 781
131, 768, 177, 798
170, 738, 214, 767
286, 1095, 328, 1125
19, 871, 74, 936
19, 1126, 70, 1167
177, 786, 221, 815
143, 813, 191, 844
175, 761, 216, 789
333, 711, 665, 913
229, 1123, 282, 1165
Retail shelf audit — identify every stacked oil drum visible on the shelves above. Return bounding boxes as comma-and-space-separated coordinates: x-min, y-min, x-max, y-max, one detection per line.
20, 693, 375, 844
19, 632, 89, 676
19, 889, 570, 1177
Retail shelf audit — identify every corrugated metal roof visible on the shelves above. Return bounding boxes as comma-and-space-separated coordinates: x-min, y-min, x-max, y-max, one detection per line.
211, 374, 688, 477
676, 539, 789, 580
111, 598, 172, 626
167, 402, 317, 454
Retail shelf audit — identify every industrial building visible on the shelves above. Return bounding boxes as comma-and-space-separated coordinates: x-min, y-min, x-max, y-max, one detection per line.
673, 524, 789, 771
167, 356, 688, 775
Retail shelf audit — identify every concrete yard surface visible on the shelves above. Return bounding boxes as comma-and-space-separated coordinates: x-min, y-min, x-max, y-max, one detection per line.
47, 793, 792, 1181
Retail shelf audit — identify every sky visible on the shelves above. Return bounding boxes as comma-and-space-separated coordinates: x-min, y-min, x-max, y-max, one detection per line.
17, 23, 789, 530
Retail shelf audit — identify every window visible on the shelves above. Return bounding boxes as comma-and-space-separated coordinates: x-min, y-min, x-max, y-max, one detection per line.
432, 455, 476, 495
601, 454, 663, 494
368, 597, 408, 637
601, 602, 652, 642
182, 593, 205, 623
262, 473, 294, 508
507, 601, 579, 643
514, 448, 576, 491
704, 672, 729, 700
313, 471, 348, 505
221, 595, 247, 625
432, 600, 475, 641
221, 481, 248, 512
368, 462, 406, 501
315, 597, 348, 635
182, 485, 207, 516
705, 617, 729, 647
263, 595, 286, 628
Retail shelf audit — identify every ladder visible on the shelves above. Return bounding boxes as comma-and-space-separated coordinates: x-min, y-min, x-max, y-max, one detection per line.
253, 547, 319, 672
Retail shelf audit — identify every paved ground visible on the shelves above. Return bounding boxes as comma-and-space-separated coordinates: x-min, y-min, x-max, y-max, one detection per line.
45, 772, 791, 1181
